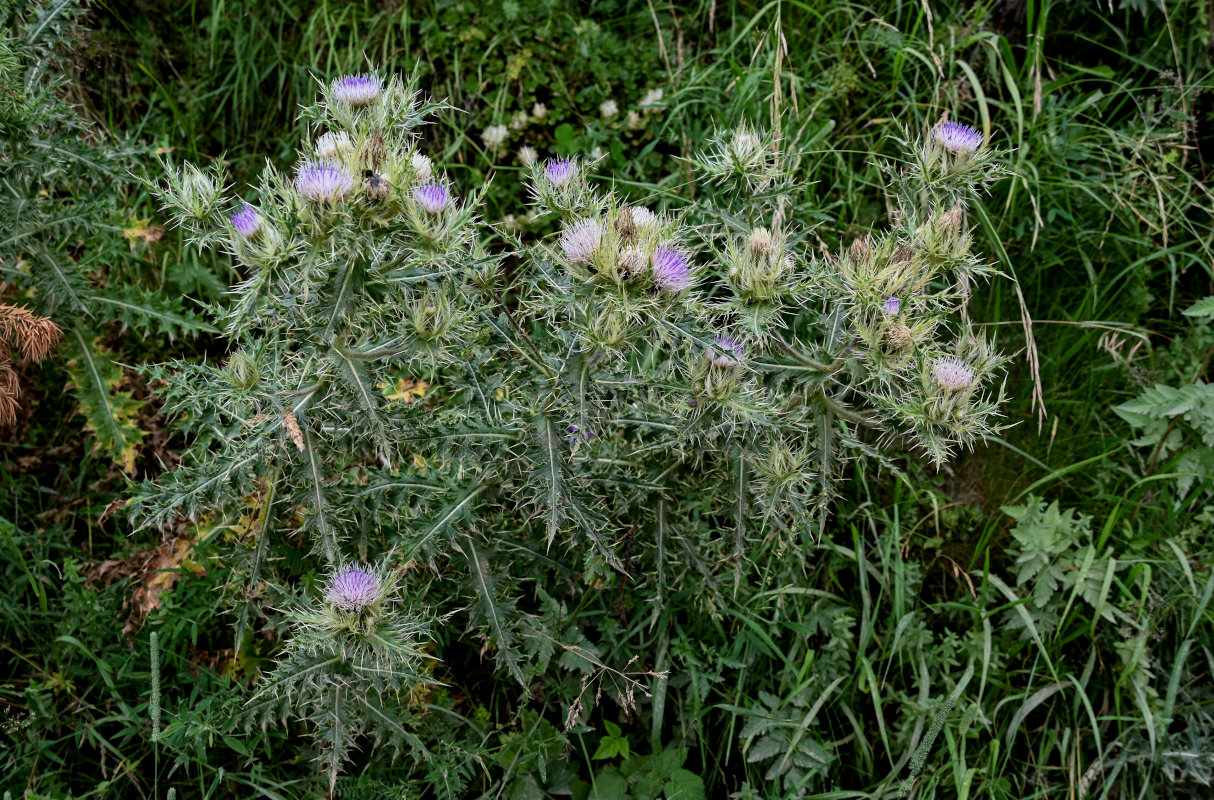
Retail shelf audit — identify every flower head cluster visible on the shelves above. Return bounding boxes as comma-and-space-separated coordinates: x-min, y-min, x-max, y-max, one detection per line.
231, 204, 260, 238
652, 246, 692, 293
295, 162, 355, 204
933, 122, 983, 156
414, 183, 452, 215
560, 218, 603, 265
932, 357, 975, 393
325, 565, 382, 612
330, 74, 381, 107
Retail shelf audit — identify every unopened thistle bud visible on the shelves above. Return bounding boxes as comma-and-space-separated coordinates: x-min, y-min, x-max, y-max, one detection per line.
933, 121, 983, 156
651, 246, 692, 294
615, 207, 636, 240
362, 131, 386, 170
316, 131, 353, 161
559, 218, 603, 265
295, 162, 355, 204
849, 236, 871, 264
937, 206, 964, 237
887, 325, 913, 350
231, 204, 260, 239
330, 74, 381, 107
222, 351, 260, 390
413, 183, 452, 215
892, 245, 913, 265
932, 357, 975, 392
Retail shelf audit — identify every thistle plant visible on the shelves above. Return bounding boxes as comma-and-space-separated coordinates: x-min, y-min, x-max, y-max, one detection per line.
131, 67, 1012, 787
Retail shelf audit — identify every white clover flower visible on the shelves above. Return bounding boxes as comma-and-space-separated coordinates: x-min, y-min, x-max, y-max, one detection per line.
625, 110, 643, 131
590, 146, 605, 161
518, 146, 538, 166
559, 218, 603, 265
316, 131, 353, 161
411, 152, 433, 182
600, 99, 619, 119
641, 88, 664, 110
482, 125, 509, 149
531, 102, 548, 120
509, 111, 529, 131
932, 357, 975, 393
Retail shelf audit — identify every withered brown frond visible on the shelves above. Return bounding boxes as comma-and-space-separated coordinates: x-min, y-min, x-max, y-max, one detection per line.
0, 303, 63, 362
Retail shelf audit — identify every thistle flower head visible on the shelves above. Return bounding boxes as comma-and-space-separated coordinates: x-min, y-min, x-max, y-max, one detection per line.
651, 246, 692, 294
888, 325, 913, 350
316, 131, 353, 160
295, 162, 355, 203
559, 218, 603, 265
883, 296, 902, 315
629, 206, 657, 231
619, 247, 646, 276
325, 565, 381, 611
546, 158, 577, 188
933, 121, 983, 155
414, 183, 452, 215
231, 204, 260, 238
932, 357, 975, 393
411, 152, 434, 182
748, 227, 774, 258
330, 74, 381, 107
711, 336, 743, 368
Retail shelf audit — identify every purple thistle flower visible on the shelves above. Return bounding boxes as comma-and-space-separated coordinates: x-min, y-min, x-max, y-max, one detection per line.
932, 357, 975, 393
330, 74, 381, 107
295, 162, 355, 204
414, 183, 452, 215
882, 296, 902, 315
325, 565, 381, 611
933, 122, 983, 155
564, 424, 594, 444
711, 336, 743, 368
545, 158, 577, 188
231, 204, 260, 238
651, 246, 692, 294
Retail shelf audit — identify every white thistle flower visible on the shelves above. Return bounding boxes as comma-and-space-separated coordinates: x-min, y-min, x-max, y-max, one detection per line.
316, 131, 353, 160
932, 357, 975, 393
559, 218, 603, 265
411, 152, 434, 182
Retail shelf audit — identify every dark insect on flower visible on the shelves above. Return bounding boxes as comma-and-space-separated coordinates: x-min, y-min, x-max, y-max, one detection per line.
364, 170, 390, 201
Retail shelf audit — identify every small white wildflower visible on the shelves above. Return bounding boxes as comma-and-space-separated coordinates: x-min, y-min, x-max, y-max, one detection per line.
629, 207, 657, 231
625, 110, 643, 131
482, 125, 509, 149
509, 111, 529, 131
641, 88, 664, 110
600, 99, 619, 119
590, 146, 605, 161
531, 102, 548, 120
518, 146, 538, 166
